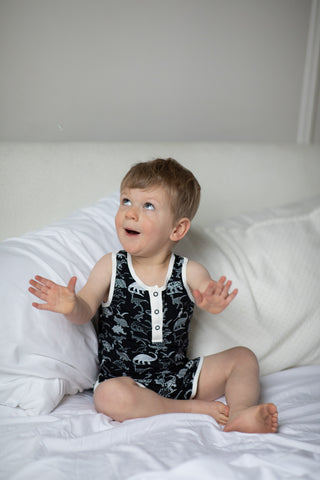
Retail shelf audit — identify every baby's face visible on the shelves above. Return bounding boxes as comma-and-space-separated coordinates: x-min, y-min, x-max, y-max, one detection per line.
115, 185, 176, 258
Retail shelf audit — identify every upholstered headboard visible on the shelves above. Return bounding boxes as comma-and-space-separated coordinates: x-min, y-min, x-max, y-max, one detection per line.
1, 142, 319, 241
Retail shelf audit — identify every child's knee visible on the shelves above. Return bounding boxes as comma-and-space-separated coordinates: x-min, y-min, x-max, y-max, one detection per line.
94, 377, 137, 421
233, 346, 259, 372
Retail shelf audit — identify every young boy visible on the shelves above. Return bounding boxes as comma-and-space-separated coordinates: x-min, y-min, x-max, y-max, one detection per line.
29, 158, 278, 433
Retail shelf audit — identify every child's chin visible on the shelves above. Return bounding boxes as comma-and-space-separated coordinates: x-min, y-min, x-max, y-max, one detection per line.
120, 243, 142, 255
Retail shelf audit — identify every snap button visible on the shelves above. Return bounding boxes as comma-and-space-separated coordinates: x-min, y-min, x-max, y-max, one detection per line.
155, 325, 160, 330
153, 291, 159, 297
154, 309, 159, 315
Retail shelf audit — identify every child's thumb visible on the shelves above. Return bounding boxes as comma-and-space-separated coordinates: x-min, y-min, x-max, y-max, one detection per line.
67, 276, 77, 293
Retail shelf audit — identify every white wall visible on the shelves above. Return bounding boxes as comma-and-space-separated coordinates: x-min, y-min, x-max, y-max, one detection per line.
0, 0, 318, 142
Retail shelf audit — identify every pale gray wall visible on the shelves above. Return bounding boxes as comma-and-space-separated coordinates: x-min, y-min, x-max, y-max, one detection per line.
315, 82, 320, 143
0, 0, 318, 142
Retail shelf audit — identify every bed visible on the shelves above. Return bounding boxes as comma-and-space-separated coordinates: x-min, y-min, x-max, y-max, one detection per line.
0, 142, 320, 480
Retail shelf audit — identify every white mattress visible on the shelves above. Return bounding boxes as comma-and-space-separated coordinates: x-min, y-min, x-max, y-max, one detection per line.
1, 365, 319, 480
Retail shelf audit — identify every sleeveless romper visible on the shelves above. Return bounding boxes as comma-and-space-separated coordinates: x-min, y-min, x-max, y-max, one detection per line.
97, 250, 203, 399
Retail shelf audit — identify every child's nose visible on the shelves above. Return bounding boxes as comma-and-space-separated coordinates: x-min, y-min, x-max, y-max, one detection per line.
125, 205, 139, 220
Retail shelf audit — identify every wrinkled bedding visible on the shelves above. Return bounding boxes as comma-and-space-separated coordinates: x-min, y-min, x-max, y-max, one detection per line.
1, 365, 319, 480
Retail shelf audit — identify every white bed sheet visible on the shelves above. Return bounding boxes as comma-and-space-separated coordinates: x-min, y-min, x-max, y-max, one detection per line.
1, 365, 319, 480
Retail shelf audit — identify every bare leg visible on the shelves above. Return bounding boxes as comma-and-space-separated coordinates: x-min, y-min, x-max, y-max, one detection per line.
195, 347, 278, 433
94, 376, 229, 425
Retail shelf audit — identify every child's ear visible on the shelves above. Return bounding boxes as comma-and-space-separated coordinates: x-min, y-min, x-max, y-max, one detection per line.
170, 218, 191, 242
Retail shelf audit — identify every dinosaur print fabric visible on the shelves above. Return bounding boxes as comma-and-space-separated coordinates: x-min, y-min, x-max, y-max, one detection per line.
97, 250, 202, 399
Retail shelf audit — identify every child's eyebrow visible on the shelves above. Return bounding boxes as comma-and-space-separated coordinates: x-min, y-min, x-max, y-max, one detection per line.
120, 191, 130, 198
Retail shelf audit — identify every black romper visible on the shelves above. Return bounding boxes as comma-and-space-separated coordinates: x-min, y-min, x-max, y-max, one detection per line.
97, 250, 203, 399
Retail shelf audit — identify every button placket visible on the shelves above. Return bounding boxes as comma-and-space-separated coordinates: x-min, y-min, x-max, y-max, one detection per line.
150, 288, 163, 343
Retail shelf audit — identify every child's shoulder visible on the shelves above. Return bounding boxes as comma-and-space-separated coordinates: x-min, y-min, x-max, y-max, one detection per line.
96, 251, 113, 264
91, 252, 113, 276
186, 259, 211, 290
186, 258, 209, 275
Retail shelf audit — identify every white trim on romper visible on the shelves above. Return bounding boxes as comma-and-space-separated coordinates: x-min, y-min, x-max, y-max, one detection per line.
93, 378, 148, 392
181, 257, 195, 302
101, 251, 117, 308
190, 356, 204, 398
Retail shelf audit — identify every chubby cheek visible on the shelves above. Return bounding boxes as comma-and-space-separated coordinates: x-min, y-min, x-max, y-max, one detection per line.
114, 211, 122, 236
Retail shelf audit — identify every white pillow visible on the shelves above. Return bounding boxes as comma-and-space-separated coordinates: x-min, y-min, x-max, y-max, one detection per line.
182, 196, 320, 376
0, 191, 121, 414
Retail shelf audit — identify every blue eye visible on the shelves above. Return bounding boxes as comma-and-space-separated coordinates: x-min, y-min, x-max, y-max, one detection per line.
144, 202, 155, 210
122, 198, 131, 206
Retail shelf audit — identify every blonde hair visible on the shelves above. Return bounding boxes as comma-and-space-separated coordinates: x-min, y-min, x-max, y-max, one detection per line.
121, 158, 201, 221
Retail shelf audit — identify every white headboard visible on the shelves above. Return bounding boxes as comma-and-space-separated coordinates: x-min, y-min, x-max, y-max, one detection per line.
1, 142, 320, 241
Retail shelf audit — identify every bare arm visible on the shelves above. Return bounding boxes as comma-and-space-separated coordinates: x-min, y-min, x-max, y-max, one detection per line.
187, 260, 238, 314
29, 254, 112, 324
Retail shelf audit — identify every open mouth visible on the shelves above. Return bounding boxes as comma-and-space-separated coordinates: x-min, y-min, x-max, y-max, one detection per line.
125, 228, 140, 236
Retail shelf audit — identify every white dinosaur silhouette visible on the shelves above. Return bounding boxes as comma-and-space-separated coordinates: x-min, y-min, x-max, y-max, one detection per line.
133, 353, 158, 365
128, 282, 145, 297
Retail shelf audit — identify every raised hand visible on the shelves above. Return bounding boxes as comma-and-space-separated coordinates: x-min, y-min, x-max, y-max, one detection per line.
29, 275, 77, 315
193, 276, 238, 314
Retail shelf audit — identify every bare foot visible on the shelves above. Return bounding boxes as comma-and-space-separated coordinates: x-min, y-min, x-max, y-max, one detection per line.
210, 401, 230, 425
191, 400, 229, 425
223, 403, 278, 433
